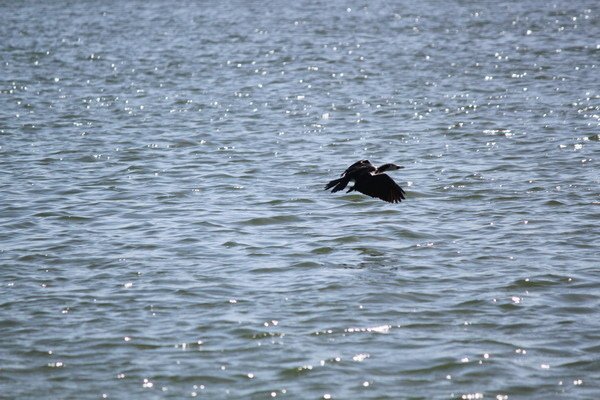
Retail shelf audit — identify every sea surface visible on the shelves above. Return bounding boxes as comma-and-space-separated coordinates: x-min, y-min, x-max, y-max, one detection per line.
1, 0, 599, 398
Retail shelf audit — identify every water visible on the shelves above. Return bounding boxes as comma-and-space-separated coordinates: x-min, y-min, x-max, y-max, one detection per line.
1, 0, 599, 398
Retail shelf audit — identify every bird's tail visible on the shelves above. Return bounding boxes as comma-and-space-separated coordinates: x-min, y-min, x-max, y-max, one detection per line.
324, 177, 350, 192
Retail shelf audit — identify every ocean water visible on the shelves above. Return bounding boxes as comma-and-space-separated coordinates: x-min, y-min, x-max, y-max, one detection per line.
1, 0, 599, 398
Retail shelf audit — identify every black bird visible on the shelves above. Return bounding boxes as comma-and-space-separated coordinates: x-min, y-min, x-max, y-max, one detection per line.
324, 160, 406, 203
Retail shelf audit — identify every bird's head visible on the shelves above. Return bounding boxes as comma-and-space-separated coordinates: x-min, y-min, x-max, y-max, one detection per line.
376, 163, 404, 173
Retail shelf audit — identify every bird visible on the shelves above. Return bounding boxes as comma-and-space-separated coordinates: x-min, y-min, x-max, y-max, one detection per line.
324, 160, 406, 203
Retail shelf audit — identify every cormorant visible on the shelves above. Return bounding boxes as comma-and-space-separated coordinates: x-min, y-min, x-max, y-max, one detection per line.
324, 160, 406, 203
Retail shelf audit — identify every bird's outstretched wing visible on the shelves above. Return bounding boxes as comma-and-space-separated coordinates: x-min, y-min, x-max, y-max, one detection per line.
353, 174, 406, 203
342, 160, 373, 177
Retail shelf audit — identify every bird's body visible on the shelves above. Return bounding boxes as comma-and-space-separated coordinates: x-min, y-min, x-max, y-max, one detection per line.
325, 160, 406, 203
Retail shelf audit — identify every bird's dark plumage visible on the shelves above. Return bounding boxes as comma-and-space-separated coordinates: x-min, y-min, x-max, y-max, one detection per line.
325, 160, 406, 203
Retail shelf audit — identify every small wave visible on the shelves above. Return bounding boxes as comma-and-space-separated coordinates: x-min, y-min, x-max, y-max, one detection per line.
240, 215, 302, 226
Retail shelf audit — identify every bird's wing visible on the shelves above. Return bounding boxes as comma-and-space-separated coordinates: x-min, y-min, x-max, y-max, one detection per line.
354, 174, 406, 203
342, 160, 374, 177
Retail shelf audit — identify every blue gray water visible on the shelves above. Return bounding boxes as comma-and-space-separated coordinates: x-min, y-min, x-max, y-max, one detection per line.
1, 0, 599, 398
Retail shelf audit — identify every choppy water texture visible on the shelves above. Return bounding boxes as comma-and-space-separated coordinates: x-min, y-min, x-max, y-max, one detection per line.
1, 0, 599, 398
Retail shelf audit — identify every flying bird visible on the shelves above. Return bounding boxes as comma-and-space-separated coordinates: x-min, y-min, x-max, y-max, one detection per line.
324, 160, 406, 203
